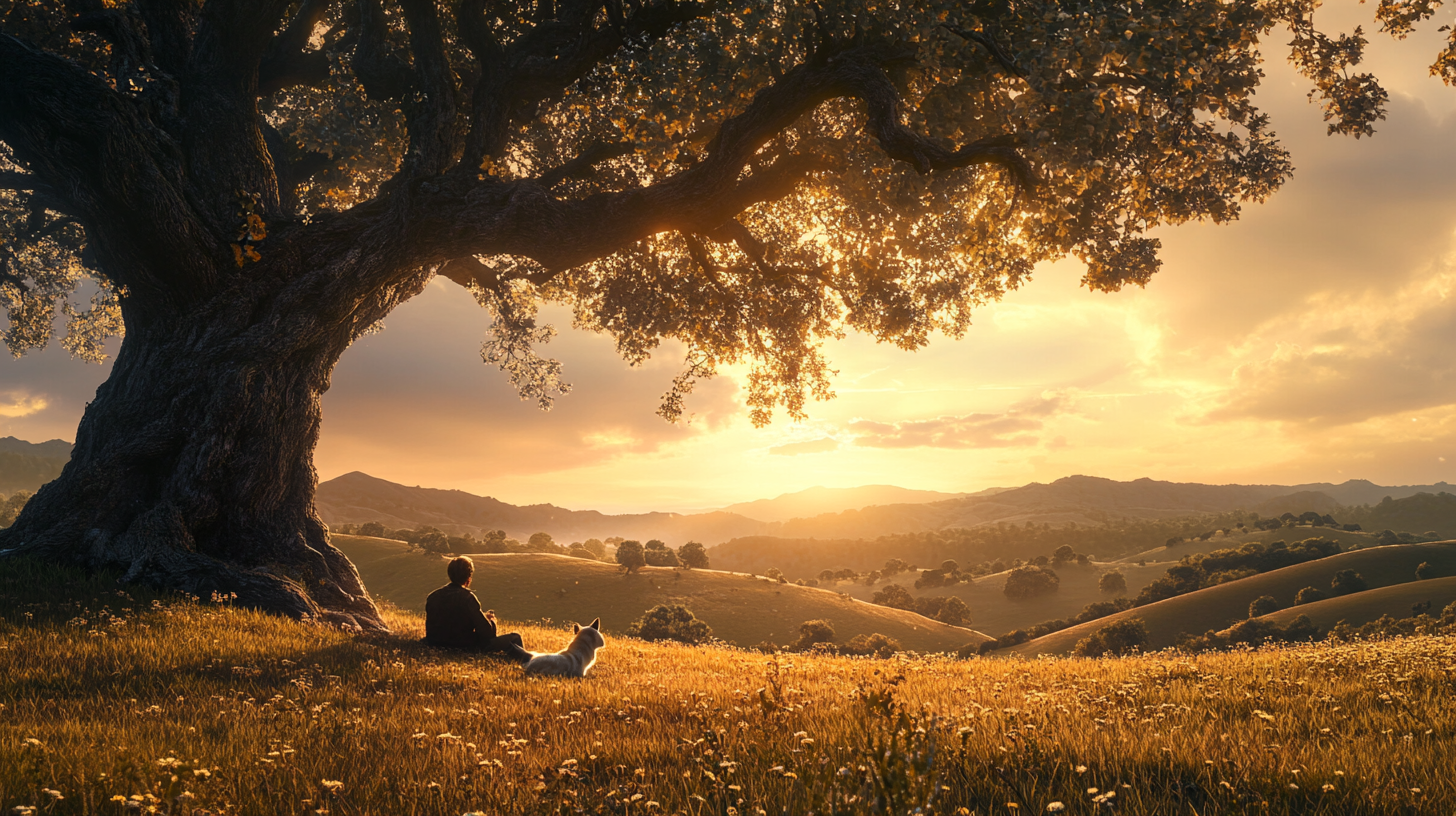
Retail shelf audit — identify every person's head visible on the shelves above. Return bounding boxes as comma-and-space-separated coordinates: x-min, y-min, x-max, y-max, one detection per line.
447, 556, 474, 586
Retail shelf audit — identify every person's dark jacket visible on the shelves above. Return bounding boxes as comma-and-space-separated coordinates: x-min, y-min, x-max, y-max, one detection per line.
423, 583, 496, 648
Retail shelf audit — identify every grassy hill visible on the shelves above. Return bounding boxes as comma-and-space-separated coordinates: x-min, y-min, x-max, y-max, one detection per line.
1259, 575, 1456, 631
831, 560, 1172, 638
1347, 492, 1456, 539
333, 535, 989, 653
1007, 542, 1456, 656
4, 556, 1456, 815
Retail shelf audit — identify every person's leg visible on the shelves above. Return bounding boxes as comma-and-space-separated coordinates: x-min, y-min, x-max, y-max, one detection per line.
481, 633, 532, 663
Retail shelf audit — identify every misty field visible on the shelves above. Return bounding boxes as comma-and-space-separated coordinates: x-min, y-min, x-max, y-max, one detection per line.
2, 559, 1454, 816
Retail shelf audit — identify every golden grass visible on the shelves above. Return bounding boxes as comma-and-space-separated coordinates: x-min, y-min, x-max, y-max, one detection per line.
3, 557, 1455, 815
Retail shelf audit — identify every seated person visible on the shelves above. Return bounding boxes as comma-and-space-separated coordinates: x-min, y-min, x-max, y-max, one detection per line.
422, 556, 531, 663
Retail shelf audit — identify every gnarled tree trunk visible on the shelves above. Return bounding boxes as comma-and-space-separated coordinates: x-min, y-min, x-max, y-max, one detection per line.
0, 257, 430, 631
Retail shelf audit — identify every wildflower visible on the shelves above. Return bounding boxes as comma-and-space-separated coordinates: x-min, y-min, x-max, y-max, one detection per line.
321, 780, 344, 794
1253, 710, 1275, 722
41, 790, 62, 801
12, 807, 36, 816
1047, 804, 1066, 813
1075, 765, 1088, 774
1322, 784, 1335, 792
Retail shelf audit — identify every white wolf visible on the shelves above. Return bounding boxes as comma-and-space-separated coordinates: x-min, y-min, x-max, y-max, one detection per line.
523, 618, 605, 677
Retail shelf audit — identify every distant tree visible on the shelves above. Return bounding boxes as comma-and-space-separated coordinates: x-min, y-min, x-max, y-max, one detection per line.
1248, 595, 1280, 618
446, 533, 476, 553
359, 521, 386, 539
1030, 554, 1050, 567
1051, 545, 1076, 564
991, 560, 1008, 573
1295, 586, 1327, 605
882, 558, 910, 577
644, 541, 680, 567
416, 527, 449, 554
791, 619, 836, 651
478, 529, 510, 554
819, 569, 838, 583
1073, 619, 1149, 657
940, 559, 961, 574
527, 532, 558, 553
765, 567, 784, 582
1003, 566, 1060, 601
580, 539, 608, 560
1331, 569, 1369, 596
840, 633, 901, 659
912, 595, 972, 626
615, 540, 647, 574
627, 604, 712, 645
1416, 561, 1437, 580
677, 541, 710, 570
870, 584, 915, 611
863, 570, 882, 586
566, 543, 596, 560
1098, 570, 1127, 595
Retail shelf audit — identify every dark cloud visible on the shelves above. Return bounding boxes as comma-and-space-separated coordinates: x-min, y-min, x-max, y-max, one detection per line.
768, 437, 840, 456
848, 392, 1070, 449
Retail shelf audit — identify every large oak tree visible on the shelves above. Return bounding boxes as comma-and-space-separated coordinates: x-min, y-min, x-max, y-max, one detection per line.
0, 0, 1406, 629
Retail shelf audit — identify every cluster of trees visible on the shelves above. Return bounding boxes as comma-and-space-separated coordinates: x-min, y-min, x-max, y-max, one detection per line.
614, 540, 710, 573
772, 620, 902, 659
0, 491, 32, 528
1177, 615, 1320, 653
978, 597, 1135, 653
1341, 493, 1456, 540
1002, 565, 1061, 600
867, 584, 973, 626
626, 604, 713, 645
1133, 538, 1343, 607
1072, 619, 1149, 658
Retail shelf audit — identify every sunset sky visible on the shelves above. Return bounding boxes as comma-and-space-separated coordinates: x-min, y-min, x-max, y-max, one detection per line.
5, 3, 1456, 513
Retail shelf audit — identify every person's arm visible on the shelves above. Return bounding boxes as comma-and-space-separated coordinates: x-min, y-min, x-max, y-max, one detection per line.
464, 591, 497, 641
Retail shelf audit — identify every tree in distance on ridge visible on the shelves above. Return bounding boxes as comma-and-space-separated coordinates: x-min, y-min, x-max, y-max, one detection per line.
615, 540, 647, 574
0, 0, 1423, 628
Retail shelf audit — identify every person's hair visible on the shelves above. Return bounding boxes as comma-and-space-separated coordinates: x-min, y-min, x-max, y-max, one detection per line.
447, 556, 474, 585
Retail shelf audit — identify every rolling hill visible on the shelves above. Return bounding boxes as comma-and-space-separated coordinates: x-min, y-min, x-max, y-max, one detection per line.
318, 471, 1456, 549
1258, 575, 1456, 632
332, 534, 990, 653
1004, 542, 1456, 656
829, 559, 1172, 638
0, 436, 70, 496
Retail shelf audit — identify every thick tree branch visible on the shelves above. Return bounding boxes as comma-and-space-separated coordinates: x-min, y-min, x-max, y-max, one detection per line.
351, 0, 414, 102
455, 0, 711, 172
538, 141, 635, 187
259, 0, 335, 96
416, 38, 1032, 283
0, 33, 218, 317
135, 0, 197, 79
184, 0, 295, 220
943, 24, 1027, 79
67, 0, 148, 79
397, 0, 459, 179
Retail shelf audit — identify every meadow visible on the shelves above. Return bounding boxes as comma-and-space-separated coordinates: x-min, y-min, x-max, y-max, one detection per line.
3, 557, 1455, 816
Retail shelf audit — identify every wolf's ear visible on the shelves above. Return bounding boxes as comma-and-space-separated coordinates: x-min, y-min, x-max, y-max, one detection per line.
573, 623, 581, 633
590, 618, 600, 630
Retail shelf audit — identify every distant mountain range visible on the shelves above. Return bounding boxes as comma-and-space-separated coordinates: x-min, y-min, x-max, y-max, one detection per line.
0, 436, 71, 496
315, 470, 1455, 546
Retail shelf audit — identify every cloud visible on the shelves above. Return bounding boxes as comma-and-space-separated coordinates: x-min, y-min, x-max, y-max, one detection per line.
1201, 254, 1456, 428
0, 391, 48, 419
768, 437, 840, 456
848, 392, 1072, 449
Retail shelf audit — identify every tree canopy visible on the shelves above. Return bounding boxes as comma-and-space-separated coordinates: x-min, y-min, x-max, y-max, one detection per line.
0, 0, 1440, 626
2, 0, 1426, 421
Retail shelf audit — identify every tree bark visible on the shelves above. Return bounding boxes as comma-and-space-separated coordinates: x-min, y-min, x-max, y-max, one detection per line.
0, 256, 427, 631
